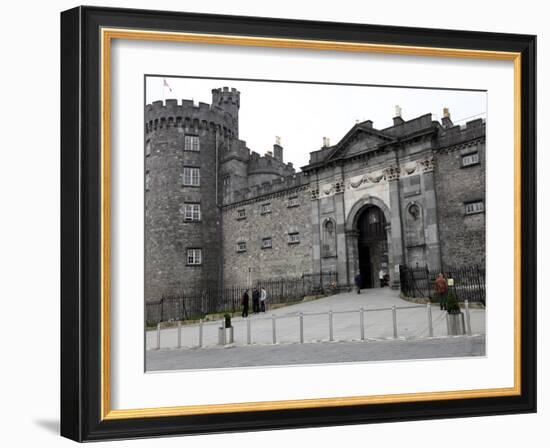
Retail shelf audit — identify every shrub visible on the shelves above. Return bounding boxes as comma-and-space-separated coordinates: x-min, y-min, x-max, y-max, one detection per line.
446, 292, 461, 314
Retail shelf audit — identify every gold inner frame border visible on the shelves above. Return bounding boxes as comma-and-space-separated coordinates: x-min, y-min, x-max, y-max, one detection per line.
100, 27, 522, 421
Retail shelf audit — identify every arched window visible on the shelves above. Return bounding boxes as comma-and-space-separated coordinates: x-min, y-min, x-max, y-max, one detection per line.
322, 219, 337, 257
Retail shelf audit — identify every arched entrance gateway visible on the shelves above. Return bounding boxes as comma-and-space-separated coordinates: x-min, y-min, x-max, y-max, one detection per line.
357, 205, 389, 288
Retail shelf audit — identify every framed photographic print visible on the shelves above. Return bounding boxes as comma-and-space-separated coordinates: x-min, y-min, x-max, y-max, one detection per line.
60, 6, 536, 441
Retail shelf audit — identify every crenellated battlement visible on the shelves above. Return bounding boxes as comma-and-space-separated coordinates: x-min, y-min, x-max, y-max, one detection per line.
145, 98, 238, 136
248, 152, 295, 177
226, 172, 309, 206
212, 87, 240, 109
437, 117, 486, 150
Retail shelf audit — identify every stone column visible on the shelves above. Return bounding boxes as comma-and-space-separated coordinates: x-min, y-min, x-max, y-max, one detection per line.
334, 179, 348, 288
386, 166, 404, 289
309, 179, 322, 277
421, 158, 442, 271
345, 230, 360, 287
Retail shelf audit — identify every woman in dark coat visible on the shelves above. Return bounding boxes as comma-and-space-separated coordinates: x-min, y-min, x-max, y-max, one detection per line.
241, 289, 250, 318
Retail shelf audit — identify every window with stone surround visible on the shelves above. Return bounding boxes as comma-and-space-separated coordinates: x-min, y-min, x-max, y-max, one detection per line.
182, 167, 200, 186
322, 219, 336, 257
288, 232, 300, 244
261, 203, 271, 215
184, 135, 200, 152
464, 200, 484, 215
462, 152, 479, 167
237, 209, 246, 220
237, 241, 247, 253
262, 237, 272, 249
186, 248, 202, 265
182, 203, 201, 221
287, 195, 299, 208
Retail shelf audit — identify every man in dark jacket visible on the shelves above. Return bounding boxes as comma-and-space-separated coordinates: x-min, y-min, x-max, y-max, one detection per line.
252, 287, 260, 314
241, 289, 250, 318
354, 272, 362, 294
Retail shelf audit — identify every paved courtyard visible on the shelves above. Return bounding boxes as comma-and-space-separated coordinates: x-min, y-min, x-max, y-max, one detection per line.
145, 288, 485, 370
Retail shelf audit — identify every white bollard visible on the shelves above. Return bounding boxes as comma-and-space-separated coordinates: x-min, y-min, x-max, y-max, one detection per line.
199, 319, 203, 348
156, 323, 161, 350
392, 306, 398, 339
427, 303, 433, 337
272, 315, 277, 344
299, 313, 304, 343
359, 307, 365, 341
464, 300, 472, 335
247, 317, 251, 345
329, 311, 334, 342
177, 321, 182, 348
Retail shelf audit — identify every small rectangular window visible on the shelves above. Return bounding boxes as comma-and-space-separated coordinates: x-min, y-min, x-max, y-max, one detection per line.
465, 200, 484, 215
187, 248, 202, 265
288, 232, 300, 244
145, 171, 150, 191
462, 152, 479, 167
182, 167, 200, 186
262, 238, 272, 249
261, 203, 271, 215
237, 209, 246, 220
287, 196, 299, 208
182, 203, 201, 221
184, 135, 200, 152
223, 175, 231, 186
237, 242, 247, 253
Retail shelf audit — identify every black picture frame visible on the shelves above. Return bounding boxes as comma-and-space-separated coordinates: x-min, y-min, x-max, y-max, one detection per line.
61, 5, 536, 442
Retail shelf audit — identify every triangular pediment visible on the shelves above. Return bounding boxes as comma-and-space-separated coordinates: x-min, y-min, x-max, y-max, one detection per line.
324, 124, 396, 162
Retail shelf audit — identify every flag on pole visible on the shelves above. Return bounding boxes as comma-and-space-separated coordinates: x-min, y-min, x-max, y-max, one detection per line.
163, 78, 172, 92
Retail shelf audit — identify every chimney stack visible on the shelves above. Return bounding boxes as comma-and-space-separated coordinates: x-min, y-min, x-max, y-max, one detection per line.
322, 137, 331, 147
273, 136, 283, 162
393, 105, 404, 126
442, 107, 453, 128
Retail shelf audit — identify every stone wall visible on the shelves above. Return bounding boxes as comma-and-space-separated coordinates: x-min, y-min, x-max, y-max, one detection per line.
222, 187, 313, 285
434, 132, 486, 268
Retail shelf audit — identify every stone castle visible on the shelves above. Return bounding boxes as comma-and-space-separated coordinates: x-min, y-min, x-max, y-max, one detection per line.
145, 87, 485, 300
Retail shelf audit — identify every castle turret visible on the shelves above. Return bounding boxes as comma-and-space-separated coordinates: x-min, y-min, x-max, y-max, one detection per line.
212, 87, 240, 137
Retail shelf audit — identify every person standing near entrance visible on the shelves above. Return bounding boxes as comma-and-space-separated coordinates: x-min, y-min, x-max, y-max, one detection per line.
379, 268, 387, 287
260, 287, 267, 312
252, 287, 260, 313
241, 289, 250, 318
434, 273, 449, 310
354, 272, 362, 294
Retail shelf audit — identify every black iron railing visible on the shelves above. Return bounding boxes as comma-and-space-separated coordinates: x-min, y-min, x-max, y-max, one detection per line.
145, 272, 338, 326
399, 264, 485, 305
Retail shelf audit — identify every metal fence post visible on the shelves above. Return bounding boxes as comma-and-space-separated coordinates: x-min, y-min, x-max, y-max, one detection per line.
177, 321, 182, 348
392, 306, 398, 339
359, 307, 365, 341
272, 315, 277, 344
329, 311, 334, 342
247, 317, 251, 345
199, 319, 203, 348
156, 323, 161, 350
299, 313, 304, 343
427, 302, 433, 337
464, 300, 472, 335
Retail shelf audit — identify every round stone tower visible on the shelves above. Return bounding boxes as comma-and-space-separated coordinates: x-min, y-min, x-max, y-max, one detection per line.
144, 89, 239, 300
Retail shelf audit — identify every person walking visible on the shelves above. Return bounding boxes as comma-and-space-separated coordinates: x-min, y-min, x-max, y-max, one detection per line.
252, 287, 260, 314
379, 268, 386, 288
354, 272, 362, 294
434, 273, 449, 310
260, 287, 267, 313
241, 289, 250, 318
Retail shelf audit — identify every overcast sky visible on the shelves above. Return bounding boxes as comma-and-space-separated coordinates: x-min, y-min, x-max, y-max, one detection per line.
146, 76, 486, 169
